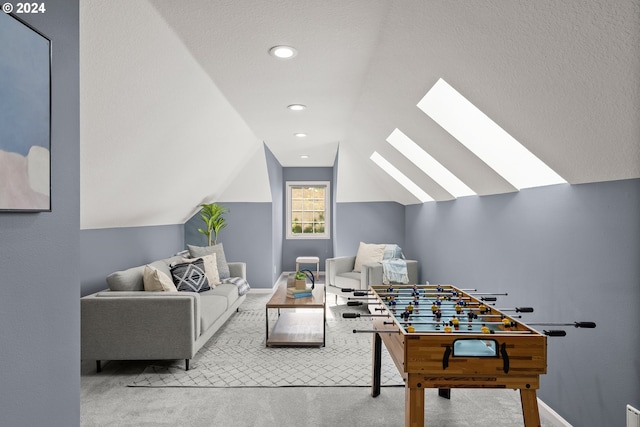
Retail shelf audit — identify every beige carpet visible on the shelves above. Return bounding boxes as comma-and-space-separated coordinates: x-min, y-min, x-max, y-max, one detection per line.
128, 292, 404, 388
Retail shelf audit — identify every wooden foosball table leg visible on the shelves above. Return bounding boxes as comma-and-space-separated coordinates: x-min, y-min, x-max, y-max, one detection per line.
520, 389, 541, 427
406, 385, 425, 427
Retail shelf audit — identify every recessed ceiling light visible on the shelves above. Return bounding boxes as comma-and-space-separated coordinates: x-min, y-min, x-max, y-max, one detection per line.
300, 155, 309, 159
287, 104, 307, 111
269, 45, 297, 59
294, 133, 307, 138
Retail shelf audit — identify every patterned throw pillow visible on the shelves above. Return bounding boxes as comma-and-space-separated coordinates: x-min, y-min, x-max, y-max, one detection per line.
170, 258, 210, 293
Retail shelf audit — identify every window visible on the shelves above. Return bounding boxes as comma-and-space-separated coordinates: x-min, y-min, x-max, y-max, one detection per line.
286, 181, 330, 239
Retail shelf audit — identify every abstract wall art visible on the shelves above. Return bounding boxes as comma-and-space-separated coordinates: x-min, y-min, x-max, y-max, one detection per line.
0, 12, 51, 212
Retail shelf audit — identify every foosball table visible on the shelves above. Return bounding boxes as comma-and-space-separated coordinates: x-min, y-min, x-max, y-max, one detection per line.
342, 283, 596, 427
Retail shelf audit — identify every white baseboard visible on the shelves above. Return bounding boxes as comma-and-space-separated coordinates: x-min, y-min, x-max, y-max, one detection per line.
538, 398, 572, 427
248, 288, 273, 294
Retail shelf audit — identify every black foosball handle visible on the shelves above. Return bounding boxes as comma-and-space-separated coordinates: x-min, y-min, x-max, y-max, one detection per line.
515, 307, 534, 313
481, 297, 497, 302
342, 313, 361, 319
575, 321, 596, 328
347, 301, 363, 306
544, 330, 567, 337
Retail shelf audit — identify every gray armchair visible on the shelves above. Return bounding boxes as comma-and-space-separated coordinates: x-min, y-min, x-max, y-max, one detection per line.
325, 255, 419, 302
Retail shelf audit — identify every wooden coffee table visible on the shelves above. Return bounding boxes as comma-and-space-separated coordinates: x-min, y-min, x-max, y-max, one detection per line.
265, 281, 326, 347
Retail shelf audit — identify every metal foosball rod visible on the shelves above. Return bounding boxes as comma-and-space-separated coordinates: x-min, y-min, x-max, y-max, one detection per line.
339, 288, 372, 296
342, 313, 391, 319
498, 307, 534, 313
398, 313, 523, 319
527, 321, 597, 328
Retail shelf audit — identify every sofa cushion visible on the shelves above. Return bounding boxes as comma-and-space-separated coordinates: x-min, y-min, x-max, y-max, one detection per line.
107, 265, 146, 291
143, 265, 178, 292
205, 283, 240, 306
187, 243, 230, 279
198, 293, 228, 332
353, 242, 386, 272
170, 259, 211, 293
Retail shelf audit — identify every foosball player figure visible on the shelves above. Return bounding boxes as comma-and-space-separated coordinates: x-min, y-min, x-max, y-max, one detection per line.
412, 295, 420, 312
388, 295, 397, 312
400, 308, 411, 321
435, 296, 442, 307
406, 324, 415, 333
501, 317, 513, 329
387, 285, 395, 294
444, 324, 453, 333
451, 289, 458, 297
431, 302, 439, 314
407, 302, 414, 313
455, 302, 462, 314
436, 285, 443, 293
481, 324, 490, 334
451, 316, 460, 330
412, 284, 420, 296
457, 297, 466, 307
435, 309, 442, 322
479, 303, 489, 314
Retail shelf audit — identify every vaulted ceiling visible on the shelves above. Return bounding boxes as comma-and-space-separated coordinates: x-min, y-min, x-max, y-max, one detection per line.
80, 0, 640, 229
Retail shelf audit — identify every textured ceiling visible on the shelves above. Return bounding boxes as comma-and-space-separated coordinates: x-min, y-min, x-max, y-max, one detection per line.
80, 0, 640, 228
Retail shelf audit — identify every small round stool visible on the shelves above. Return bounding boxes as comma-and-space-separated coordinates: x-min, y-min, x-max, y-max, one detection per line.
295, 256, 320, 280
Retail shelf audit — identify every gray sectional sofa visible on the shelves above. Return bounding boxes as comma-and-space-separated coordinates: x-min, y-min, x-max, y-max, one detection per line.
81, 253, 247, 371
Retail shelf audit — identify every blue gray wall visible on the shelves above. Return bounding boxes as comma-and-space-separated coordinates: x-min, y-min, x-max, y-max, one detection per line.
0, 3, 80, 426
265, 144, 284, 284
334, 202, 408, 259
185, 202, 273, 288
404, 179, 640, 427
80, 225, 184, 296
282, 167, 334, 272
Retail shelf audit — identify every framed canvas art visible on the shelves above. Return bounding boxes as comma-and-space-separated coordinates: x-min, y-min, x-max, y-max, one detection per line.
0, 12, 51, 212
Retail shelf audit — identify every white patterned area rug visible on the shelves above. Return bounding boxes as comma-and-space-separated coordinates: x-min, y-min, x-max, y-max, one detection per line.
128, 292, 404, 388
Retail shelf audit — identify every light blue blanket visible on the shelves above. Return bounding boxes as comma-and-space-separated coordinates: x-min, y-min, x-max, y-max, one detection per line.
222, 277, 251, 296
381, 259, 409, 284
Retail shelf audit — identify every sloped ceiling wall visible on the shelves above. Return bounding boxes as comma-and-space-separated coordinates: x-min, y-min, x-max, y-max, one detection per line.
80, 0, 640, 229
80, 0, 269, 230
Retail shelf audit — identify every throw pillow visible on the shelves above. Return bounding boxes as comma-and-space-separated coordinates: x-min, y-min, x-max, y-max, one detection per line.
353, 242, 386, 272
180, 253, 220, 287
143, 265, 178, 292
187, 243, 230, 279
170, 258, 211, 293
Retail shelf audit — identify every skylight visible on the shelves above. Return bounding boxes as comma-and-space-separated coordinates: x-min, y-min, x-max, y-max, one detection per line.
386, 128, 476, 198
417, 78, 566, 190
370, 152, 434, 203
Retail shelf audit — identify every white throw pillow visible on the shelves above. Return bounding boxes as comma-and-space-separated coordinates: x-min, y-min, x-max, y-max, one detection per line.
143, 265, 178, 292
353, 242, 386, 272
181, 253, 220, 286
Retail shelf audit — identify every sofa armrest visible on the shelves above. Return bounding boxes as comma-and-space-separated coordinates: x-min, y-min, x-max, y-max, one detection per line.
228, 262, 246, 279
325, 256, 356, 287
81, 291, 200, 361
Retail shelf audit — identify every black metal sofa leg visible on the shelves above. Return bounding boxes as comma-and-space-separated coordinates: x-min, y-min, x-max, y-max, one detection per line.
96, 360, 102, 373
185, 359, 189, 371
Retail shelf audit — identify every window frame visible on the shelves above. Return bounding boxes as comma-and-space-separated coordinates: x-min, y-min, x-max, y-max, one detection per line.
286, 181, 330, 240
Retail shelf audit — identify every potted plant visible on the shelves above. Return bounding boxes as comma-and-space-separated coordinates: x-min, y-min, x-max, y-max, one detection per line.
197, 202, 229, 246
294, 271, 307, 290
